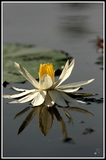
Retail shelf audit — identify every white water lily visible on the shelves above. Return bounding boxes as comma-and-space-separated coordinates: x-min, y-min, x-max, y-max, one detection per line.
3, 59, 94, 107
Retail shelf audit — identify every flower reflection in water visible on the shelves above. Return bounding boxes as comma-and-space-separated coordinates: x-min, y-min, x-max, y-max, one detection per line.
14, 102, 94, 140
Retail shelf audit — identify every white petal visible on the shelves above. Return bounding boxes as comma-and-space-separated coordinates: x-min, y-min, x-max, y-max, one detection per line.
53, 60, 69, 87
44, 93, 55, 107
39, 74, 53, 89
57, 79, 95, 89
9, 91, 39, 104
48, 90, 67, 107
76, 100, 86, 104
59, 92, 86, 104
12, 86, 27, 91
31, 91, 46, 106
54, 59, 75, 87
58, 60, 69, 80
56, 87, 80, 93
3, 89, 37, 99
14, 62, 40, 88
12, 86, 38, 92
8, 100, 20, 104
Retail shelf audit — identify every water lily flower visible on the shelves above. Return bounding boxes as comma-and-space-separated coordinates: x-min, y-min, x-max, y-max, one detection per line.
3, 59, 94, 107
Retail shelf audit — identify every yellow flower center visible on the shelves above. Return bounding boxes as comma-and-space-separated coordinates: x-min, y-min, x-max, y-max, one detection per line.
39, 63, 55, 83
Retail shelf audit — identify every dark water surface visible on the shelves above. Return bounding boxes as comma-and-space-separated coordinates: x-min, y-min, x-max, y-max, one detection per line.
2, 2, 104, 158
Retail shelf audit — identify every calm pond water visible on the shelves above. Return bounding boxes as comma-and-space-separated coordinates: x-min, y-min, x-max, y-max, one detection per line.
2, 2, 104, 158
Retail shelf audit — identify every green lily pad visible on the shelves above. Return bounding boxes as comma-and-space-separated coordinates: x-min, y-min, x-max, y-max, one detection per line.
3, 43, 70, 82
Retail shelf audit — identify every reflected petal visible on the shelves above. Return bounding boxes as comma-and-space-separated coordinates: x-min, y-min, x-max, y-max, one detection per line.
67, 106, 94, 116
18, 107, 38, 134
14, 106, 31, 119
38, 106, 53, 136
53, 106, 68, 140
62, 107, 74, 124
70, 92, 97, 97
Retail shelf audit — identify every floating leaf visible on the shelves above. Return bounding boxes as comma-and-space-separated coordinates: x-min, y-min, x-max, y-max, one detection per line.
38, 106, 53, 136
67, 106, 94, 116
3, 43, 70, 82
18, 107, 38, 134
14, 106, 31, 119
